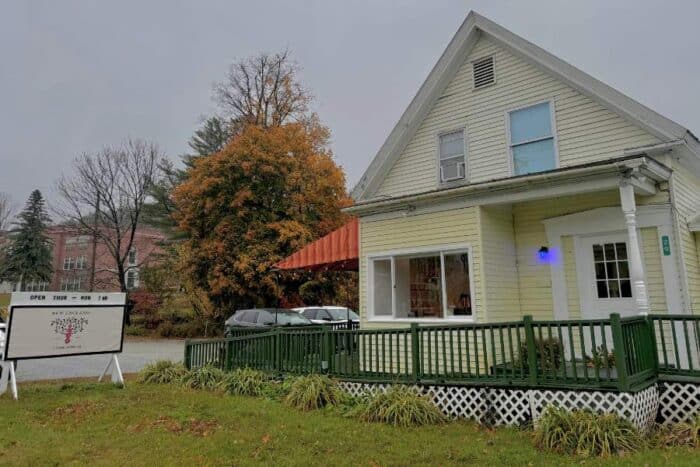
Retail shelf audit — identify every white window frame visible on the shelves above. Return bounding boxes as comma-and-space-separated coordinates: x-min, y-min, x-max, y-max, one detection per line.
367, 243, 476, 323
60, 276, 82, 292
126, 269, 139, 290
505, 98, 560, 176
75, 255, 87, 270
436, 127, 468, 185
63, 257, 74, 270
128, 248, 138, 266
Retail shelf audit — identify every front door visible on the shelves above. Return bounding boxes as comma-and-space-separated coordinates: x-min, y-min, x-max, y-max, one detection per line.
577, 233, 638, 319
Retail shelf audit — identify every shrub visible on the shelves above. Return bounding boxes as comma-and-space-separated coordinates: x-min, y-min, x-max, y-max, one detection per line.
652, 415, 700, 448
352, 386, 447, 427
533, 406, 644, 457
219, 368, 270, 396
129, 290, 163, 329
518, 338, 563, 372
138, 360, 188, 384
125, 324, 148, 336
284, 374, 343, 411
586, 346, 616, 369
180, 365, 227, 390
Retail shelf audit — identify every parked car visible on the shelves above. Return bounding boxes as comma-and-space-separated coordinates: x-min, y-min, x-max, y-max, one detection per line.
224, 308, 313, 332
294, 306, 360, 325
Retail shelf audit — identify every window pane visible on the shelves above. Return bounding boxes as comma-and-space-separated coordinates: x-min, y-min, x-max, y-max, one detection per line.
620, 280, 632, 298
372, 259, 392, 316
512, 139, 556, 175
596, 281, 608, 298
444, 252, 472, 316
604, 243, 616, 261
595, 262, 606, 280
439, 131, 464, 160
440, 157, 464, 181
606, 262, 618, 279
618, 261, 629, 279
615, 243, 627, 260
509, 102, 552, 144
593, 245, 604, 261
608, 280, 620, 298
395, 255, 443, 318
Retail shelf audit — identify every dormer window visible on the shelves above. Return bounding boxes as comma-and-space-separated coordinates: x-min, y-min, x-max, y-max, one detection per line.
438, 130, 466, 183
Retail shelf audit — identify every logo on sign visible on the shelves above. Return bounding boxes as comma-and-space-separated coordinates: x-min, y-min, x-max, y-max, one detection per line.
51, 317, 89, 344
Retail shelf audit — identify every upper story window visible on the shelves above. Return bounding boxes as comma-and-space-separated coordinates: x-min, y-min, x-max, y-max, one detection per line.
508, 101, 557, 176
126, 270, 138, 290
128, 248, 137, 266
438, 130, 466, 183
75, 256, 87, 270
63, 257, 74, 270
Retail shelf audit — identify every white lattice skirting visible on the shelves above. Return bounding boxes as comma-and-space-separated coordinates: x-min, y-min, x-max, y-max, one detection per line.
658, 382, 700, 425
338, 381, 668, 429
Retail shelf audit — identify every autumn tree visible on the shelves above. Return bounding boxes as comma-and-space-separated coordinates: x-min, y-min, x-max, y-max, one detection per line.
173, 123, 351, 316
0, 190, 53, 290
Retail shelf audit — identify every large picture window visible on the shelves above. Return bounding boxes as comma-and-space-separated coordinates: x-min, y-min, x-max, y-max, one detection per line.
370, 247, 473, 320
508, 101, 557, 175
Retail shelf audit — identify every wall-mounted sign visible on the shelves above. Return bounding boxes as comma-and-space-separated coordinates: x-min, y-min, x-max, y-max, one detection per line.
661, 235, 671, 256
3, 292, 126, 360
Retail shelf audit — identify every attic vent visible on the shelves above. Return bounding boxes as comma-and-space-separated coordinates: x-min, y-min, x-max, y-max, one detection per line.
472, 56, 495, 89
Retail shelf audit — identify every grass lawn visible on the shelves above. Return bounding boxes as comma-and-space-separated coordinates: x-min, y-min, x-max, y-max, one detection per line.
0, 380, 696, 466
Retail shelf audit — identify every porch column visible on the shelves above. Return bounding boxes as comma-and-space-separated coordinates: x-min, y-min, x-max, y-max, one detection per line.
619, 181, 650, 315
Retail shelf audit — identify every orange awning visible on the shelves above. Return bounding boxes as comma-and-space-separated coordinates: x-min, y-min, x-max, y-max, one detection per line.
274, 218, 359, 271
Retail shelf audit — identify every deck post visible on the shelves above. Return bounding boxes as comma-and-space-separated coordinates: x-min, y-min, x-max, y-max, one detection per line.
184, 339, 191, 370
411, 323, 420, 383
610, 313, 630, 390
523, 315, 538, 386
619, 181, 651, 315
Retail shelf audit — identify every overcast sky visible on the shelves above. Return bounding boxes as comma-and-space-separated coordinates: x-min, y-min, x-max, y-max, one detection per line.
2, 0, 699, 208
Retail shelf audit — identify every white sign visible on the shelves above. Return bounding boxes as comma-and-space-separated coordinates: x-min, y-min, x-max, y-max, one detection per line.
3, 292, 126, 360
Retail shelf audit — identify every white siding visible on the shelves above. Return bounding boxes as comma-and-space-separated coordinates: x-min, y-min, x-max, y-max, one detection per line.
374, 37, 660, 198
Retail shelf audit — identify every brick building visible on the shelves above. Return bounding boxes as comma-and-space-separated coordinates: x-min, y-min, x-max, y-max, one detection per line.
3, 225, 165, 293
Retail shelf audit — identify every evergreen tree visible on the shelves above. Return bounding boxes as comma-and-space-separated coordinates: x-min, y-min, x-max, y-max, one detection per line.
0, 190, 53, 290
184, 116, 231, 167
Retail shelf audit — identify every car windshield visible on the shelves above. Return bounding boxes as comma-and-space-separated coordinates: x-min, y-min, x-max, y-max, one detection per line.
275, 312, 311, 325
326, 308, 359, 320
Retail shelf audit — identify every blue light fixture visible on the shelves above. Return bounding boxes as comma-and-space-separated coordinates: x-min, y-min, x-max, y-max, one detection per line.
538, 246, 549, 261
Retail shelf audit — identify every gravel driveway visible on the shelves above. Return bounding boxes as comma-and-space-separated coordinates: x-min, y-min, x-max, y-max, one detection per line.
15, 338, 184, 382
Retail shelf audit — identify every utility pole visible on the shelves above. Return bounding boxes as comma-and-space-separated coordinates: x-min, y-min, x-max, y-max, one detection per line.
89, 194, 99, 292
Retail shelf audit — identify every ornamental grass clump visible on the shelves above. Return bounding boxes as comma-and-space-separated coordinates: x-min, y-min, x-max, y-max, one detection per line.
352, 385, 447, 427
180, 365, 227, 391
138, 360, 188, 385
533, 406, 644, 457
219, 368, 270, 397
284, 374, 343, 411
652, 415, 700, 448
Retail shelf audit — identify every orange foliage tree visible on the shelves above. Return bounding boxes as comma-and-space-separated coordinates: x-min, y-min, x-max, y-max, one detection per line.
173, 122, 351, 316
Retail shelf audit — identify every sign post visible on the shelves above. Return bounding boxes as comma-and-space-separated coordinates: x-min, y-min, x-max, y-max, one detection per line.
0, 292, 127, 399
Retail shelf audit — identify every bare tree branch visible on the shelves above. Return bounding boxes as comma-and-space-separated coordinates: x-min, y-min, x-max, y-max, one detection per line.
213, 50, 313, 130
0, 192, 15, 231
56, 139, 161, 293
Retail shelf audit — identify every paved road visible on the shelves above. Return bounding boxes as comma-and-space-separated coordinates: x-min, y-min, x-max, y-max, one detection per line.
15, 338, 184, 382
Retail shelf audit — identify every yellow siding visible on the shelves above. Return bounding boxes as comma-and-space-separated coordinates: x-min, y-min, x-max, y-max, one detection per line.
513, 191, 620, 320
669, 163, 700, 313
641, 227, 668, 314
374, 36, 660, 198
359, 207, 482, 327
562, 236, 581, 319
479, 205, 520, 322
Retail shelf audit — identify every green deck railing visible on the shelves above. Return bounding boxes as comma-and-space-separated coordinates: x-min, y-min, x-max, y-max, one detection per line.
649, 314, 700, 381
184, 313, 699, 392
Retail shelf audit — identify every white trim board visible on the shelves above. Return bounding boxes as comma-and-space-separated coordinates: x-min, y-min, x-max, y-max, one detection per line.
543, 205, 684, 320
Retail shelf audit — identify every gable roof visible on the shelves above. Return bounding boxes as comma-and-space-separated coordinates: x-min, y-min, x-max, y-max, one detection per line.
352, 11, 700, 201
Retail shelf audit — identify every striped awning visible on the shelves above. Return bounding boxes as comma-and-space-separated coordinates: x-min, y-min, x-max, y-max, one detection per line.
274, 218, 358, 271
